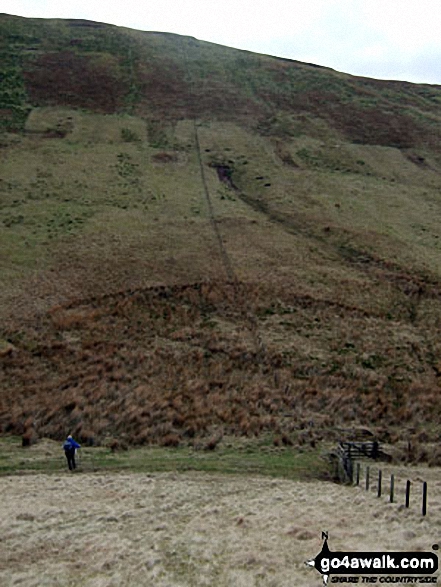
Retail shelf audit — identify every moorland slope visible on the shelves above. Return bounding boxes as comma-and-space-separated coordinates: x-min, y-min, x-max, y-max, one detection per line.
1, 14, 441, 449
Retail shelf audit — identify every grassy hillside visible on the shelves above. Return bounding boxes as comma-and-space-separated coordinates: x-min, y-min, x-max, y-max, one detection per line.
1, 14, 441, 450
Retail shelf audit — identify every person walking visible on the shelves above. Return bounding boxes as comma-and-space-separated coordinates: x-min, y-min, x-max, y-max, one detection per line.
63, 435, 81, 471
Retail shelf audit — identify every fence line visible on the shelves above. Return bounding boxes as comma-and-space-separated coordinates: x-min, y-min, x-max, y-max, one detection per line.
353, 460, 428, 516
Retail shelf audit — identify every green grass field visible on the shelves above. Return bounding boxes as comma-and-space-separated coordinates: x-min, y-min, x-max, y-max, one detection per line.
0, 436, 327, 481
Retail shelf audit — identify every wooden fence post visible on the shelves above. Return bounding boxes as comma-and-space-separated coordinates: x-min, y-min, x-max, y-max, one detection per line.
405, 480, 411, 508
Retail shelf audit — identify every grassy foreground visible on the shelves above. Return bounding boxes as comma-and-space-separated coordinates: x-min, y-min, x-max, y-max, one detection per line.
0, 435, 328, 480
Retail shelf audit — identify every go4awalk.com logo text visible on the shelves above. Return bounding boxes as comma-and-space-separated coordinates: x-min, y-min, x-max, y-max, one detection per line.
306, 533, 438, 585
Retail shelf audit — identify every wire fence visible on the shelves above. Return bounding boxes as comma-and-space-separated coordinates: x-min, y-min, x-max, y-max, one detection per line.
333, 444, 431, 517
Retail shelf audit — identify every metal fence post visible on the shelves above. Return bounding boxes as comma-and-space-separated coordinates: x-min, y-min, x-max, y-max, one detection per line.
377, 469, 382, 498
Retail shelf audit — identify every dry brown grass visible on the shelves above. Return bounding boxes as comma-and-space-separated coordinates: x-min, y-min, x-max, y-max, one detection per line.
1, 280, 440, 450
0, 466, 439, 586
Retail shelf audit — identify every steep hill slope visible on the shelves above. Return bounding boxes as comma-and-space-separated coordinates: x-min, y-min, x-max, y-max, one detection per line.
1, 14, 441, 448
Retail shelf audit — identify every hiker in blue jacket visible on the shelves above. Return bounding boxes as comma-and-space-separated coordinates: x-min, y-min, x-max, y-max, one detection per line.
63, 435, 81, 471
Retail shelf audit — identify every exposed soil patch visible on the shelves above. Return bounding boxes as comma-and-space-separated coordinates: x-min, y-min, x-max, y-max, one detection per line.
406, 152, 432, 169
211, 163, 238, 190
